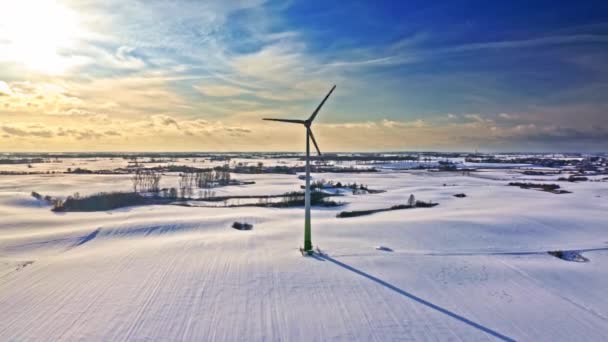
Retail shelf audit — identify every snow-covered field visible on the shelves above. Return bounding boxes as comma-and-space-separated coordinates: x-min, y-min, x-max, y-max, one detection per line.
1, 160, 608, 341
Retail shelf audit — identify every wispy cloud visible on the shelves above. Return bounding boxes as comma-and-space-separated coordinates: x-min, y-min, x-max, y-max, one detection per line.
2, 124, 54, 138
194, 84, 252, 97
442, 34, 608, 53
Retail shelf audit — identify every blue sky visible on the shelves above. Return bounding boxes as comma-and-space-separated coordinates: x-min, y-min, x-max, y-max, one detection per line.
0, 0, 607, 151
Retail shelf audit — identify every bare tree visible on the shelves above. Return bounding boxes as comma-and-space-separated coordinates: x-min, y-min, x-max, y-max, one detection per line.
132, 170, 162, 194
408, 194, 416, 207
132, 170, 142, 193
179, 172, 196, 198
169, 187, 178, 198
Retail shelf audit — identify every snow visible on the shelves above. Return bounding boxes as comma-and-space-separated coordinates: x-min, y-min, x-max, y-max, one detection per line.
1, 161, 608, 341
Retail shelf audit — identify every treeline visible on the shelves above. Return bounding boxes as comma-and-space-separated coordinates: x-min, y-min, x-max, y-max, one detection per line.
270, 191, 339, 207
66, 167, 127, 174
306, 155, 419, 162
508, 182, 561, 191
129, 168, 252, 199
177, 170, 230, 198
34, 164, 378, 176
0, 171, 57, 175
467, 156, 608, 171
47, 189, 341, 212
132, 170, 162, 193
337, 200, 438, 218
233, 165, 377, 174
558, 175, 588, 182
52, 192, 147, 212
0, 158, 46, 164
508, 182, 571, 194
305, 179, 383, 194
466, 157, 574, 166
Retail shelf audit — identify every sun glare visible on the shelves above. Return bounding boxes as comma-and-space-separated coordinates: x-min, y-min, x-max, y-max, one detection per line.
0, 0, 81, 74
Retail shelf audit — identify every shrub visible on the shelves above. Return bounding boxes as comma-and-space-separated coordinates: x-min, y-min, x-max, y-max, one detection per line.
415, 200, 438, 208
68, 168, 94, 174
271, 191, 339, 207
336, 209, 379, 218
232, 222, 253, 230
523, 170, 546, 175
337, 201, 439, 218
390, 204, 410, 210
508, 182, 560, 191
52, 192, 147, 212
32, 192, 55, 205
558, 175, 588, 182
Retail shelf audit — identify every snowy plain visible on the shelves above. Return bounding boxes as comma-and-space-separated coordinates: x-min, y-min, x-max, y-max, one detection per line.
1, 157, 607, 341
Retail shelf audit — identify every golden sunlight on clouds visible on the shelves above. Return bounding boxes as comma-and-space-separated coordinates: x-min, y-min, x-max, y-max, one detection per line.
0, 107, 502, 152
0, 81, 12, 96
1, 1, 604, 152
0, 0, 82, 74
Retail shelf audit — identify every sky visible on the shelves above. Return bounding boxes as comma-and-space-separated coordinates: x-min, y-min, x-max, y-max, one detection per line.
1, 0, 607, 152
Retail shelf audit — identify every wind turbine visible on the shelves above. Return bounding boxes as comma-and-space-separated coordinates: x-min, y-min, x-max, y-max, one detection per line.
263, 85, 336, 254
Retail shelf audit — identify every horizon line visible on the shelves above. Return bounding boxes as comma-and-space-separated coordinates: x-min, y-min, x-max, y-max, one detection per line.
1, 150, 605, 155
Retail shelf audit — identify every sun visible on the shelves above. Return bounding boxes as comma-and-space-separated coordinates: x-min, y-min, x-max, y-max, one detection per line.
0, 0, 81, 74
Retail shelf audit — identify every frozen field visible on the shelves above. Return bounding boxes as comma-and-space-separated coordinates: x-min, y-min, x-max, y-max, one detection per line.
1, 160, 608, 341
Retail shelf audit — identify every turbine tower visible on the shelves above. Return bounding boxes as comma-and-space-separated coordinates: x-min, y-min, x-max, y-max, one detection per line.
263, 85, 336, 254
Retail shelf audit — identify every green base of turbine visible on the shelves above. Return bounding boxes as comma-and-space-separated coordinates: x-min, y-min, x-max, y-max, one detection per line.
300, 248, 314, 256
304, 218, 312, 252
300, 246, 324, 256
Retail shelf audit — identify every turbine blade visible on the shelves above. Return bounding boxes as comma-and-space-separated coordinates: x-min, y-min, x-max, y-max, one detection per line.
308, 85, 336, 123
309, 129, 322, 156
263, 118, 306, 124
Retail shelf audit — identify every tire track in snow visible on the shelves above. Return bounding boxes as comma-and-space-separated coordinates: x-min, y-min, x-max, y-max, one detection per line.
120, 242, 181, 342
54, 243, 141, 340
179, 232, 220, 341
499, 259, 608, 322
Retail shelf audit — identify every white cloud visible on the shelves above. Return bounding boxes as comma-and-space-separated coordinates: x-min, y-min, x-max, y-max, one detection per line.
498, 113, 516, 120
0, 81, 12, 96
464, 113, 484, 122
381, 119, 426, 128
105, 46, 146, 70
